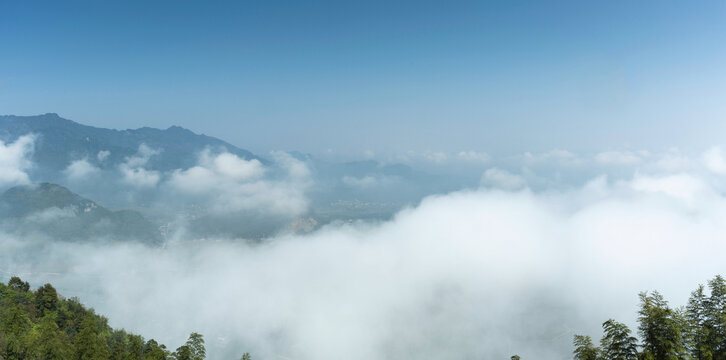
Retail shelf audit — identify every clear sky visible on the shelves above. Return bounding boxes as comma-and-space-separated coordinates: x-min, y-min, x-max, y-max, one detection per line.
1, 0, 725, 157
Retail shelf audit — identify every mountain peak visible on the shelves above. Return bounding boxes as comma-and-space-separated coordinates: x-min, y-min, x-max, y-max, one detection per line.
2, 182, 84, 213
166, 125, 194, 135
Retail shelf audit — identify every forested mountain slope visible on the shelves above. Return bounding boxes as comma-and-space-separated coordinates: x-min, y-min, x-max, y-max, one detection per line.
0, 276, 257, 360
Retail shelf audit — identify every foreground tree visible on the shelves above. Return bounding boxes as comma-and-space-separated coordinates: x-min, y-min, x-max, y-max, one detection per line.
686, 284, 713, 360
571, 279, 726, 360
34, 283, 59, 314
126, 334, 145, 360
638, 291, 687, 360
174, 332, 205, 360
1, 276, 213, 360
26, 313, 71, 360
600, 319, 638, 360
1, 304, 32, 359
186, 332, 205, 360
74, 316, 106, 360
143, 339, 170, 360
705, 276, 726, 359
573, 334, 600, 360
7, 277, 29, 293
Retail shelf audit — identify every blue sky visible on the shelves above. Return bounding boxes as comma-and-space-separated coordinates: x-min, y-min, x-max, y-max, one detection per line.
1, 0, 725, 157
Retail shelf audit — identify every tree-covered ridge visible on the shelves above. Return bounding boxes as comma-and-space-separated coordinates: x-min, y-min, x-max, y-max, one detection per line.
0, 276, 252, 360
573, 275, 726, 360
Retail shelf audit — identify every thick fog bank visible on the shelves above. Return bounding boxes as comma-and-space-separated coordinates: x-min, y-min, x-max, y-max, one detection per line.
4, 163, 726, 359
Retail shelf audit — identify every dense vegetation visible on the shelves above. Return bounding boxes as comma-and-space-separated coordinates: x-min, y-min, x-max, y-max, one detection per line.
12, 275, 726, 360
0, 276, 252, 360
572, 275, 726, 360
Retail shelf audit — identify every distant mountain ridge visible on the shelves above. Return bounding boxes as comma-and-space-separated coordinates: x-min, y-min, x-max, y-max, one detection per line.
0, 113, 262, 173
0, 113, 446, 230
0, 182, 161, 244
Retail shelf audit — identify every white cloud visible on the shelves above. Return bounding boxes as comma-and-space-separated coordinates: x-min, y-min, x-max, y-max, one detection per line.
702, 146, 726, 175
13, 145, 726, 359
629, 173, 710, 204
422, 150, 448, 164
64, 159, 100, 180
120, 167, 161, 188
650, 149, 698, 173
271, 151, 311, 180
168, 150, 309, 216
595, 150, 648, 165
24, 207, 76, 223
167, 166, 217, 195
6, 169, 726, 359
125, 144, 159, 168
97, 150, 111, 162
457, 151, 491, 163
480, 168, 526, 190
524, 149, 579, 164
168, 149, 265, 194
0, 135, 35, 188
212, 152, 265, 181
119, 144, 161, 188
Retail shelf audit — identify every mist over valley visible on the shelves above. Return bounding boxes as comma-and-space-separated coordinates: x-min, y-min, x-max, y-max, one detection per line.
2, 2, 726, 359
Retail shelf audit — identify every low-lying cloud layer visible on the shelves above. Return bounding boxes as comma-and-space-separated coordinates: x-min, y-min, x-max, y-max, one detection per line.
4, 146, 726, 359
118, 144, 162, 188
168, 150, 310, 216
0, 135, 35, 188
56, 144, 313, 221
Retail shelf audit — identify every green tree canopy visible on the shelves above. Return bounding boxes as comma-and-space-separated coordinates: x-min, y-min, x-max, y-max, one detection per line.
573, 334, 600, 360
600, 319, 638, 360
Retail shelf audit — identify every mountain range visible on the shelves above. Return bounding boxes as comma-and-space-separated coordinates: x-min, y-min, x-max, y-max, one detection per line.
0, 183, 161, 244
0, 113, 261, 174
0, 113, 442, 239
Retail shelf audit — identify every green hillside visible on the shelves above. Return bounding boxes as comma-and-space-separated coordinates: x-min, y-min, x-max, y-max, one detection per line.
0, 276, 255, 360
